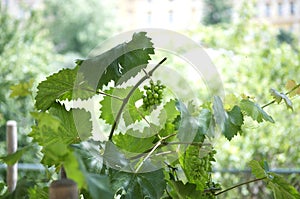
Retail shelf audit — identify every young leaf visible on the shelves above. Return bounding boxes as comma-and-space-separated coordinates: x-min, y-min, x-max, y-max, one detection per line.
9, 79, 34, 98
35, 68, 94, 111
213, 96, 244, 141
240, 99, 275, 123
110, 169, 166, 199
270, 88, 293, 110
248, 160, 267, 179
79, 32, 154, 90
286, 80, 300, 97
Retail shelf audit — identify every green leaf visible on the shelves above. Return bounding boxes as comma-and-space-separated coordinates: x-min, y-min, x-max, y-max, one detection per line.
248, 160, 267, 179
63, 151, 86, 189
270, 88, 293, 110
167, 180, 202, 199
0, 145, 32, 166
85, 173, 114, 199
29, 104, 92, 166
9, 79, 34, 98
176, 101, 199, 142
213, 96, 244, 140
74, 149, 114, 198
35, 67, 94, 111
103, 141, 130, 170
268, 173, 300, 199
249, 160, 300, 198
110, 169, 166, 199
240, 99, 275, 123
49, 103, 93, 141
79, 32, 154, 90
114, 132, 155, 153
197, 108, 215, 138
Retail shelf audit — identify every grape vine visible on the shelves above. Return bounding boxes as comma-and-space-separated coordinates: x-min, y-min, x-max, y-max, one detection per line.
2, 31, 300, 199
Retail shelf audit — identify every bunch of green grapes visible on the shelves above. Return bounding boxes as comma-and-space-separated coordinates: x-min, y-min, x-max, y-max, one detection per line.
181, 145, 217, 192
142, 80, 166, 110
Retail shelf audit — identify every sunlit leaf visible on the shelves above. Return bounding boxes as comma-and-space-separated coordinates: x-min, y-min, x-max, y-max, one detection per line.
35, 67, 94, 111
213, 96, 244, 140
240, 99, 274, 123
285, 79, 300, 97
270, 89, 293, 110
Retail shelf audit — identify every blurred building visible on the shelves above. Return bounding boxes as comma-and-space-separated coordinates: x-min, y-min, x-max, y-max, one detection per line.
115, 0, 204, 30
116, 0, 300, 37
2, 0, 300, 37
233, 0, 300, 36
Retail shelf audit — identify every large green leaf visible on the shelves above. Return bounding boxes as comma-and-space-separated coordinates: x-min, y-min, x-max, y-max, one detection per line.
29, 103, 92, 166
113, 132, 156, 153
79, 32, 154, 90
110, 169, 166, 199
49, 103, 93, 141
213, 96, 244, 140
35, 67, 94, 111
240, 99, 274, 123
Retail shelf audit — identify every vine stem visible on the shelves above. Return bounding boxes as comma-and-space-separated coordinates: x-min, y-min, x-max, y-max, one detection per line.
261, 83, 300, 109
108, 57, 167, 141
214, 176, 267, 196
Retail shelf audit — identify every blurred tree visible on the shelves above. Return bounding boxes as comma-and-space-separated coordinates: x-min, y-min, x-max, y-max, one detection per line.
44, 0, 117, 56
277, 29, 296, 46
0, 5, 57, 163
203, 0, 232, 25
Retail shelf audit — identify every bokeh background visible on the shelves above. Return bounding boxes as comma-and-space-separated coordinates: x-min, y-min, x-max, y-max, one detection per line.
0, 0, 299, 198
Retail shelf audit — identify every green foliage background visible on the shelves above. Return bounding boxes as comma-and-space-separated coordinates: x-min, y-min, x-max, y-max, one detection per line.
0, 6, 58, 162
189, 2, 300, 198
43, 0, 117, 55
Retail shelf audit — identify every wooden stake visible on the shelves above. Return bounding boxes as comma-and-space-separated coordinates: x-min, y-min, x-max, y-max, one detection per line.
6, 120, 17, 192
49, 178, 78, 199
